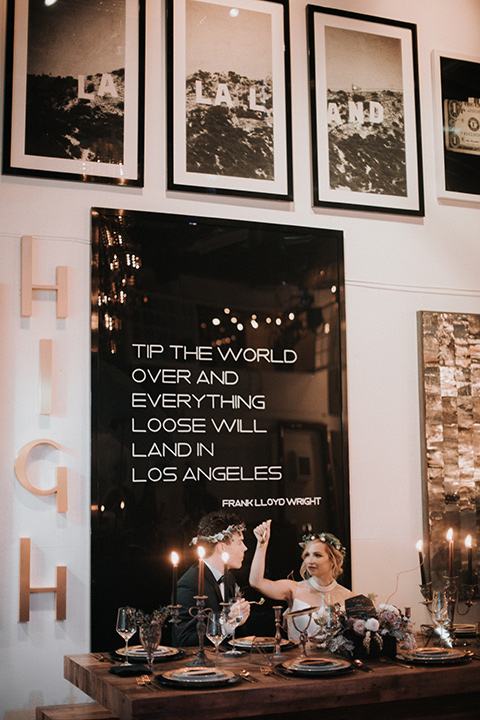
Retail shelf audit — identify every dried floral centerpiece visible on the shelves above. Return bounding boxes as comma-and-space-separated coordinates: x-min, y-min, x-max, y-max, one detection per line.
313, 595, 416, 659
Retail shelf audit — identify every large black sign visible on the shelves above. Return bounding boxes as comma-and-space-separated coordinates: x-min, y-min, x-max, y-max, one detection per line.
91, 208, 349, 650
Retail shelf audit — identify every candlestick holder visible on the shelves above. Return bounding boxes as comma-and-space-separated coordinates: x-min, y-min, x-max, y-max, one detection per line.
187, 595, 214, 667
419, 582, 432, 607
420, 575, 477, 646
166, 604, 182, 626
272, 606, 288, 662
443, 576, 458, 634
457, 583, 477, 613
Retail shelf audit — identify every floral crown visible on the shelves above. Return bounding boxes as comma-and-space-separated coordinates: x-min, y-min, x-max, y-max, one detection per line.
299, 532, 346, 557
191, 523, 246, 546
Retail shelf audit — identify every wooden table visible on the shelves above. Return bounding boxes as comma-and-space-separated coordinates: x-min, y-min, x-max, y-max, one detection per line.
64, 649, 480, 720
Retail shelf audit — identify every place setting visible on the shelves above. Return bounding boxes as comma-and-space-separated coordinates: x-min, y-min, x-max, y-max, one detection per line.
107, 605, 183, 677
397, 646, 474, 666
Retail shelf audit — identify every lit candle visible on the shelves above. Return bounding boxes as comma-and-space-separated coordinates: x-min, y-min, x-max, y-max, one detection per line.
447, 528, 454, 578
465, 535, 473, 585
170, 551, 179, 605
221, 551, 230, 602
416, 540, 426, 585
197, 546, 205, 596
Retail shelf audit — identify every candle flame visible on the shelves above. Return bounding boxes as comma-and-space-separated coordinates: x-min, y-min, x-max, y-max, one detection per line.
171, 551, 179, 566
197, 546, 206, 559
221, 551, 230, 564
446, 528, 453, 542
415, 540, 423, 552
465, 534, 472, 549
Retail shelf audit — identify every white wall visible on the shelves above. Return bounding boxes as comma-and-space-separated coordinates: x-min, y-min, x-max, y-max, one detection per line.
1, 0, 480, 715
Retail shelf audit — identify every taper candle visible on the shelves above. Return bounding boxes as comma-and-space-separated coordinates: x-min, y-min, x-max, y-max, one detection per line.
465, 535, 473, 585
447, 528, 454, 577
416, 540, 426, 585
197, 546, 205, 596
170, 551, 179, 605
221, 551, 230, 602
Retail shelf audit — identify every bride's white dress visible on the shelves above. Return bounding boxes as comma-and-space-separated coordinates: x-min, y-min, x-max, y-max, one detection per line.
285, 579, 352, 642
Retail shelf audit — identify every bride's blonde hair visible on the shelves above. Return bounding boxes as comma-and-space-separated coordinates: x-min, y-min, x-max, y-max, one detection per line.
299, 538, 345, 581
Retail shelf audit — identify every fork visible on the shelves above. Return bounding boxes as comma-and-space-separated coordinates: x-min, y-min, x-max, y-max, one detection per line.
136, 675, 156, 692
260, 666, 289, 681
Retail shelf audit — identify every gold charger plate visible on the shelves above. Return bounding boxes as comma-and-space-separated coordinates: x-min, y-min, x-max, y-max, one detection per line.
230, 635, 291, 648
399, 647, 471, 665
281, 656, 352, 676
115, 644, 181, 661
159, 667, 240, 688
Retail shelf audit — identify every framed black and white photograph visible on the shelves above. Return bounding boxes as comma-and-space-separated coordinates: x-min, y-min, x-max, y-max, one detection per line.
308, 6, 424, 215
166, 0, 293, 200
432, 50, 480, 201
3, 0, 145, 186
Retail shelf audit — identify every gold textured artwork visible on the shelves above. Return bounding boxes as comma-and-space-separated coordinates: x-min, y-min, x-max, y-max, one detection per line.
419, 312, 479, 588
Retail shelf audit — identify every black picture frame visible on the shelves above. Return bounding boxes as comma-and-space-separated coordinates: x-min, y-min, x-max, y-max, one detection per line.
90, 207, 349, 650
3, 0, 145, 186
432, 51, 480, 200
307, 5, 424, 215
166, 0, 293, 200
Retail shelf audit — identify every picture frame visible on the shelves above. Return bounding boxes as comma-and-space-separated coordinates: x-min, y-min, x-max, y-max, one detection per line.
166, 0, 293, 200
307, 5, 424, 215
2, 0, 145, 186
90, 207, 349, 649
432, 50, 480, 201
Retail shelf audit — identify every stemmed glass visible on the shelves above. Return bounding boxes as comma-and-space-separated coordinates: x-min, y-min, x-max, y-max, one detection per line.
223, 593, 246, 657
116, 607, 137, 666
139, 621, 162, 673
206, 612, 228, 667
431, 590, 451, 647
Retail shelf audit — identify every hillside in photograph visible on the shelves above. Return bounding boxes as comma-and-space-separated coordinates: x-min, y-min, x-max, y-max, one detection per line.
327, 89, 406, 196
185, 70, 274, 179
25, 70, 125, 163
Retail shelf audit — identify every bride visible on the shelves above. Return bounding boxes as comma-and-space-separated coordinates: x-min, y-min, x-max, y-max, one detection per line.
249, 519, 354, 642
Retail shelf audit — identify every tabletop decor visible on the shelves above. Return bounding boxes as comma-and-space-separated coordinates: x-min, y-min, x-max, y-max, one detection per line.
312, 595, 416, 659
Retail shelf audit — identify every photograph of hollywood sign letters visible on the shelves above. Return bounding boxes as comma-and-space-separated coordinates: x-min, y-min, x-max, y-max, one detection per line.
168, 0, 292, 199
308, 6, 423, 215
186, 2, 273, 179
3, 0, 143, 184
325, 27, 406, 196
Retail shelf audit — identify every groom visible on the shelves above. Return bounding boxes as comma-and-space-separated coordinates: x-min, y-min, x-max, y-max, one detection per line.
172, 510, 251, 647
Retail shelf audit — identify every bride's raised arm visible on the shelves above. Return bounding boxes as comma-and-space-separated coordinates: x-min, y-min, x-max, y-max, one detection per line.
249, 519, 295, 602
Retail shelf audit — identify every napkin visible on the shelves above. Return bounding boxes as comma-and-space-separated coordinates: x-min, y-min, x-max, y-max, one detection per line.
108, 663, 151, 677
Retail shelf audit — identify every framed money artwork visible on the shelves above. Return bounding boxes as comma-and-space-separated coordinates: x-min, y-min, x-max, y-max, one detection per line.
2, 0, 145, 185
307, 6, 424, 215
432, 51, 480, 200
166, 0, 293, 200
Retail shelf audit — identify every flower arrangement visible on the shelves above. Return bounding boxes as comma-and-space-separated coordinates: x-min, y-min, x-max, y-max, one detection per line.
127, 606, 171, 628
313, 601, 416, 657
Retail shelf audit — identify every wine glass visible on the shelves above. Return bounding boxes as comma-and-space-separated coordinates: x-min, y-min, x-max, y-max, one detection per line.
223, 594, 246, 657
206, 612, 228, 666
139, 622, 162, 673
431, 590, 451, 647
116, 607, 137, 666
